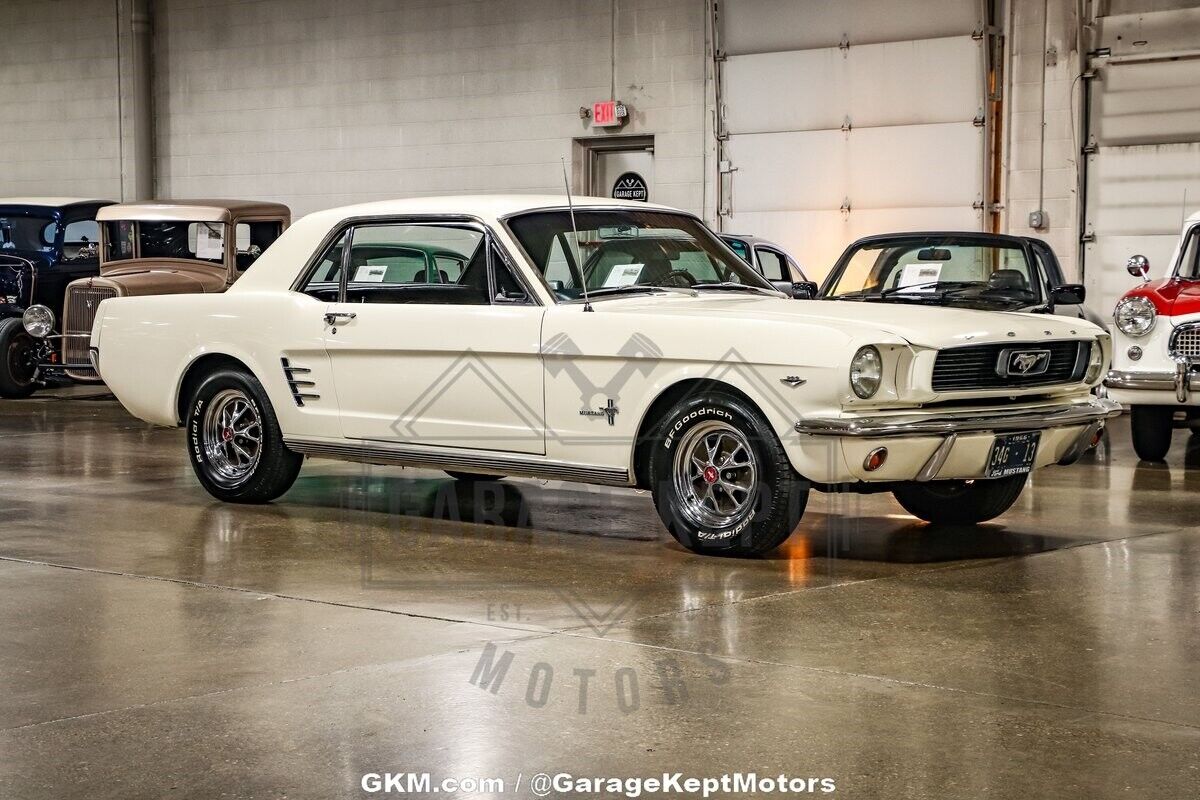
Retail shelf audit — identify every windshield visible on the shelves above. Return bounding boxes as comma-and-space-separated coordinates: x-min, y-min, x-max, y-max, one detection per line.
505, 210, 773, 301
823, 237, 1041, 308
103, 220, 227, 265
0, 214, 56, 254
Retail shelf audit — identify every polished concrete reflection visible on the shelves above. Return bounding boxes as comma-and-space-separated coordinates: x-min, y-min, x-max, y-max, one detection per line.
2, 389, 1199, 798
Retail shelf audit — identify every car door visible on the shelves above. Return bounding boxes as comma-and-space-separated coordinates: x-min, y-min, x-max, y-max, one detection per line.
321, 220, 546, 454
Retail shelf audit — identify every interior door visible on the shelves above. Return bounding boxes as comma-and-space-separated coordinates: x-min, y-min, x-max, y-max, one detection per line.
593, 148, 655, 202
321, 221, 546, 454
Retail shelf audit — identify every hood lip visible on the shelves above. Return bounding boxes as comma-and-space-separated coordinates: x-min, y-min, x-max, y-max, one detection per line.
577, 292, 1101, 348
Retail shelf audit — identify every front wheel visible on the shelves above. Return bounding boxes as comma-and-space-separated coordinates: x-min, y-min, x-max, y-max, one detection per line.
1130, 405, 1174, 461
186, 368, 303, 503
0, 317, 40, 398
892, 474, 1028, 525
648, 390, 808, 556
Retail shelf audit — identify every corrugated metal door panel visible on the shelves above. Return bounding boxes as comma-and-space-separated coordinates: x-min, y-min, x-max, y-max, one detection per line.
1083, 139, 1200, 316
1094, 60, 1200, 146
726, 207, 983, 282
727, 123, 983, 213
722, 0, 980, 55
724, 35, 981, 135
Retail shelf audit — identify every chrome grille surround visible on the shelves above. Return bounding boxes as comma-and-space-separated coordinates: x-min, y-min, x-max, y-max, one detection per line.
62, 284, 119, 381
1169, 323, 1200, 361
931, 340, 1088, 392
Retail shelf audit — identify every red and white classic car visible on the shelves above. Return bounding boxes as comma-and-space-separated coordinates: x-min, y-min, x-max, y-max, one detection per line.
1106, 210, 1200, 460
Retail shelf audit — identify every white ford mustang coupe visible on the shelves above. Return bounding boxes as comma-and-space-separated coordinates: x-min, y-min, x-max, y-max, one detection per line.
90, 196, 1119, 556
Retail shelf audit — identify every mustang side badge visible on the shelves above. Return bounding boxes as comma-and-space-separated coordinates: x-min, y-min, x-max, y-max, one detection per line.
580, 398, 620, 425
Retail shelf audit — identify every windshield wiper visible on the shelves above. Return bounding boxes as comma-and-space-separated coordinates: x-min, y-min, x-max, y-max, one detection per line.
876, 280, 984, 299
585, 284, 698, 298
692, 281, 777, 295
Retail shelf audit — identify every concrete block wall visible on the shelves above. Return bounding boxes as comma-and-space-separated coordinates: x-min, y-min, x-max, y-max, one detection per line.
0, 0, 123, 199
154, 0, 708, 217
1001, 0, 1084, 279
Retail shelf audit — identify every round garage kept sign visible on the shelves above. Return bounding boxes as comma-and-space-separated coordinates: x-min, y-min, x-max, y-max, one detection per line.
612, 172, 648, 202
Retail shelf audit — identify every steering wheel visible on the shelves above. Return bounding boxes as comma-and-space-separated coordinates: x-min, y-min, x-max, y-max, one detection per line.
658, 269, 697, 288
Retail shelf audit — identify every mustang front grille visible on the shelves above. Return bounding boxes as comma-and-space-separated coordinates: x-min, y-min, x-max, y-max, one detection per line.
63, 285, 118, 380
931, 341, 1087, 392
1170, 324, 1200, 361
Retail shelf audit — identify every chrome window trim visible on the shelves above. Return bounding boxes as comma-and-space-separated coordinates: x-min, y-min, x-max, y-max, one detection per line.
497, 205, 778, 305
288, 213, 546, 306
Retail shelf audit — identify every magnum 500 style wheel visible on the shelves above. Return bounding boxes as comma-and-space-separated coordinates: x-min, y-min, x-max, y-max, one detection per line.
186, 368, 302, 503
648, 390, 808, 556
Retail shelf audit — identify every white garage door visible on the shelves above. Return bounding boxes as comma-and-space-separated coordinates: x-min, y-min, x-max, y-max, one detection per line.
717, 0, 988, 279
1082, 5, 1200, 317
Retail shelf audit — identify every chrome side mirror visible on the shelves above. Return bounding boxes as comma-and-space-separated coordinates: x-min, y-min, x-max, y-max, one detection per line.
1126, 254, 1150, 281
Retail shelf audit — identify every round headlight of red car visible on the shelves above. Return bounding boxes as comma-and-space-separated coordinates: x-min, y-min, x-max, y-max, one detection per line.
21, 304, 54, 339
1114, 296, 1156, 337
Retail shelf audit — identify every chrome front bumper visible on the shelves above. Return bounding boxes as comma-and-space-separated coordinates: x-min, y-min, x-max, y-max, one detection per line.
1106, 364, 1199, 402
793, 396, 1122, 438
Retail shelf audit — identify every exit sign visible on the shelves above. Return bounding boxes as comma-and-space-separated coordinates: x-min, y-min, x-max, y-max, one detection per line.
592, 100, 627, 128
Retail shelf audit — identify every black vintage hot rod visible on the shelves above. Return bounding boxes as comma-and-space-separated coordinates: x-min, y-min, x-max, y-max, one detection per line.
0, 198, 113, 397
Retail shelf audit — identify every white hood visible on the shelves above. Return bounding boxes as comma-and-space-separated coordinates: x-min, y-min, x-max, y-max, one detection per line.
590, 294, 1104, 349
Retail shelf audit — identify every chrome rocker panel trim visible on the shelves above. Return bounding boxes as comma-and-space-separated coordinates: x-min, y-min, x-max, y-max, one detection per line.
794, 396, 1121, 438
282, 437, 633, 486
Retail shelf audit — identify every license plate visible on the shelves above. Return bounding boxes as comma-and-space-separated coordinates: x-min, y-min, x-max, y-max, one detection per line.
985, 431, 1041, 478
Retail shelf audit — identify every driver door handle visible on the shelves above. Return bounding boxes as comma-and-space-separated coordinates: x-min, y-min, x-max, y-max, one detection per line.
323, 311, 357, 325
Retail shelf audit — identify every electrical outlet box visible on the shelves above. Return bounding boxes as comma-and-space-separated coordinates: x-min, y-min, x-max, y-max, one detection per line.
1029, 210, 1048, 230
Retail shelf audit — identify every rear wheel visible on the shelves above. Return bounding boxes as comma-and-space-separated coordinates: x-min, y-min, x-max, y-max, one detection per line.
1130, 405, 1174, 461
892, 474, 1028, 525
648, 390, 808, 556
0, 317, 39, 399
185, 368, 302, 503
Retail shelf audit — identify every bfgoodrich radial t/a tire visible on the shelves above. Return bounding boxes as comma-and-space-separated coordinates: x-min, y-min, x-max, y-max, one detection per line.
648, 390, 808, 556
186, 368, 302, 503
892, 474, 1029, 525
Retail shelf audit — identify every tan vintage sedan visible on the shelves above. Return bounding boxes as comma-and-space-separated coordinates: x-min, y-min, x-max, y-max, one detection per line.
9, 199, 289, 393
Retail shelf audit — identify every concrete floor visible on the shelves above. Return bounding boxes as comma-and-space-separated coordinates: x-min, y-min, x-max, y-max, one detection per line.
1, 389, 1199, 799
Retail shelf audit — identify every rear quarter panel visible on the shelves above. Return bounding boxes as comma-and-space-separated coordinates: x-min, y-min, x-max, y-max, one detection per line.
91, 290, 335, 436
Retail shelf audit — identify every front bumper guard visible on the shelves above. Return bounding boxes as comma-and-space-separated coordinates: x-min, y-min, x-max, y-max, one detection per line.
1106, 361, 1198, 403
794, 396, 1121, 481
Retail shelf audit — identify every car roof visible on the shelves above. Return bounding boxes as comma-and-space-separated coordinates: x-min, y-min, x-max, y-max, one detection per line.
298, 194, 677, 227
0, 197, 114, 212
845, 230, 1033, 249
96, 199, 291, 223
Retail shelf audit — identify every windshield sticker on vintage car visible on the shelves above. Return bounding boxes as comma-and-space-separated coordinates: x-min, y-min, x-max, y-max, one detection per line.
897, 263, 942, 291
353, 265, 388, 283
195, 224, 224, 260
603, 263, 645, 288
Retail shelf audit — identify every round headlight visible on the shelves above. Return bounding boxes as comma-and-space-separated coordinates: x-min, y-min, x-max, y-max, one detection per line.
21, 305, 54, 338
1114, 296, 1156, 336
850, 345, 883, 399
1085, 341, 1105, 383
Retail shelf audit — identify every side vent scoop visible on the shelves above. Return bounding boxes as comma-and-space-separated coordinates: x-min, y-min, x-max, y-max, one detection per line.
281, 357, 319, 406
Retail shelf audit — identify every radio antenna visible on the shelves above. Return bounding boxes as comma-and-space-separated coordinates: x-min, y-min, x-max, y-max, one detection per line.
562, 157, 594, 312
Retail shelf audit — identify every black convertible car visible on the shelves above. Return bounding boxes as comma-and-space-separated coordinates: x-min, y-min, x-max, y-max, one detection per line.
818, 231, 1104, 326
